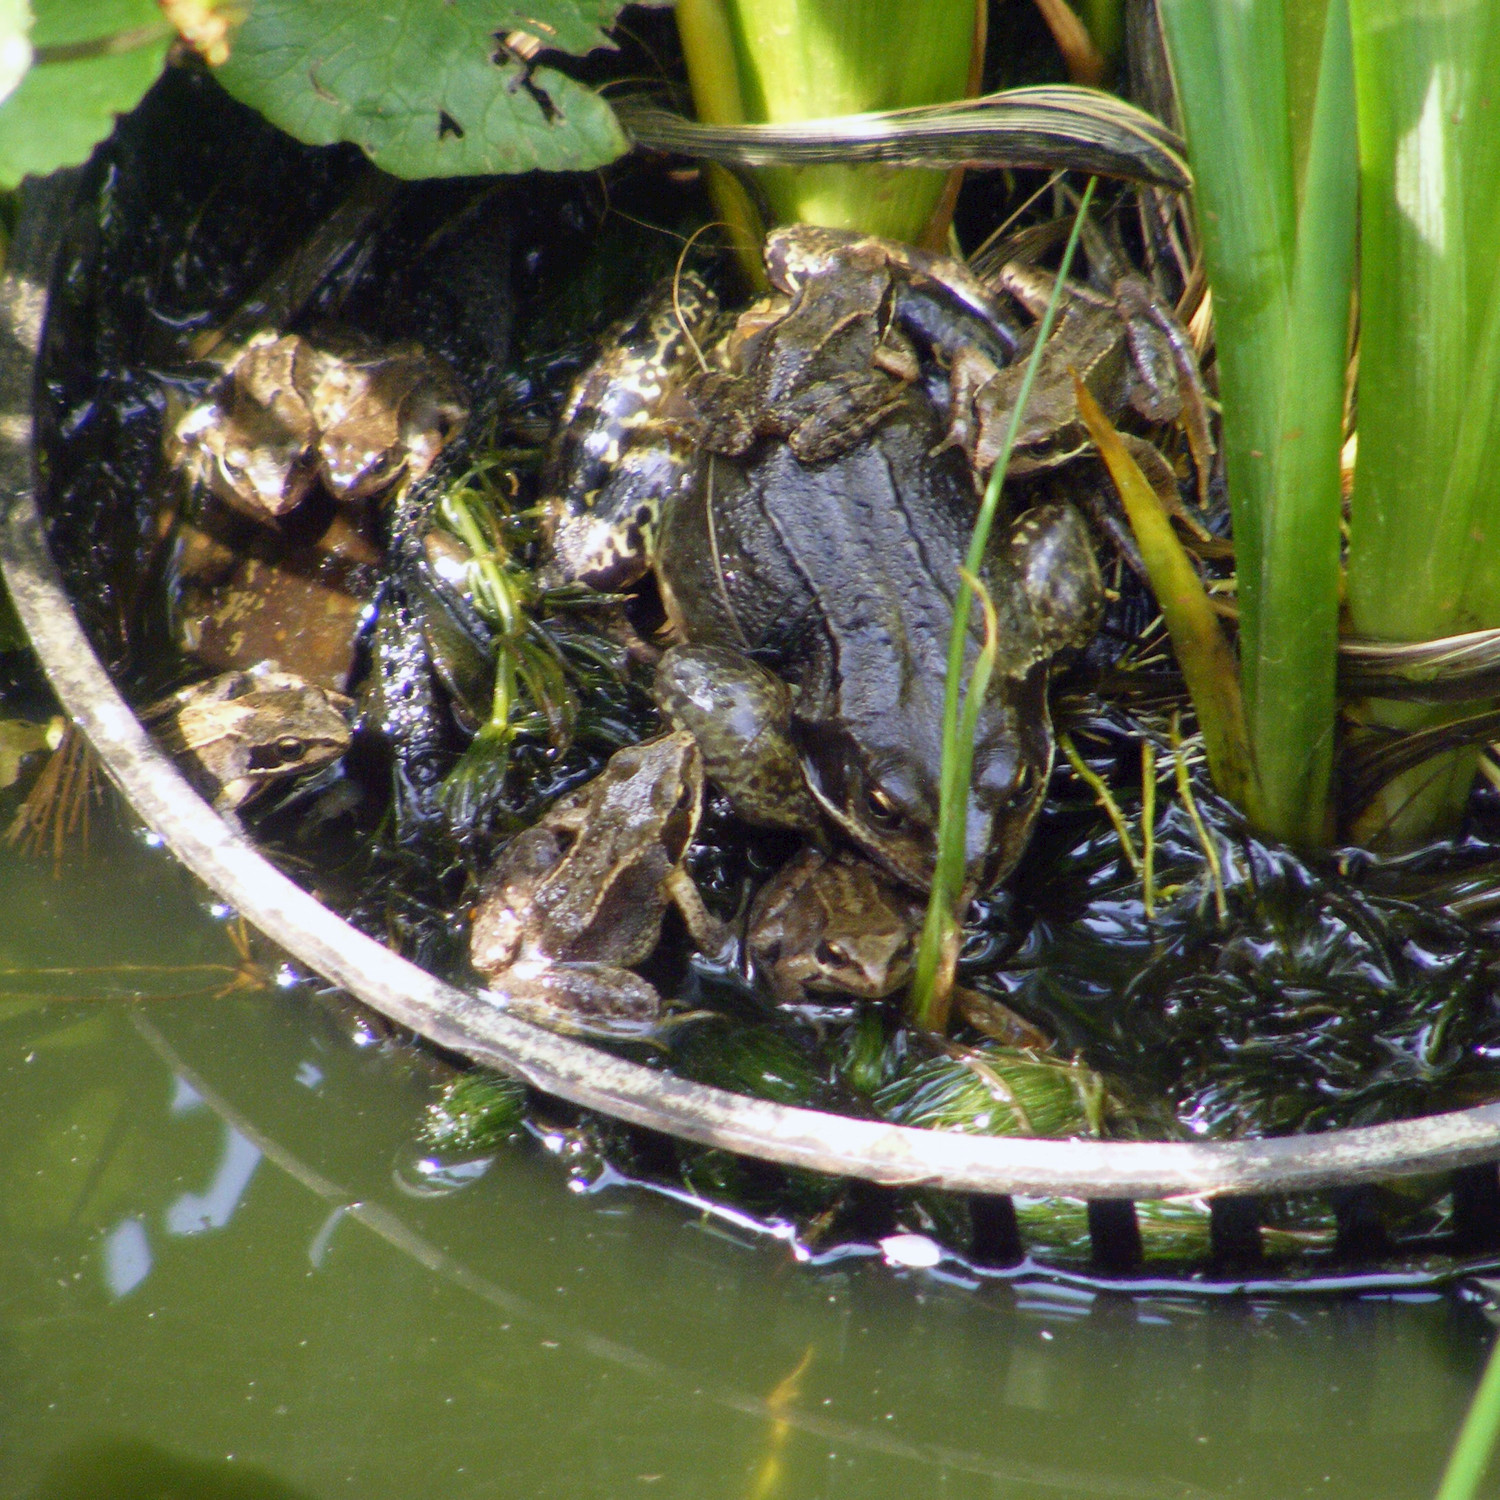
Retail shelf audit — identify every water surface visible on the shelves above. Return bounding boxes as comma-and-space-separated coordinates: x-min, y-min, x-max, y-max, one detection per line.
0, 795, 1493, 1500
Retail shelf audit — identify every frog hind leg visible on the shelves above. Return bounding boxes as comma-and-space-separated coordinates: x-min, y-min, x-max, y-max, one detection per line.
1003, 502, 1105, 660
1116, 273, 1216, 505
502, 959, 662, 1033
545, 435, 692, 592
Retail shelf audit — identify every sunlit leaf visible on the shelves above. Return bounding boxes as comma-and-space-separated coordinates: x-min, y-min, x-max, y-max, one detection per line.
0, 0, 32, 106
0, 0, 169, 189
215, 0, 630, 178
1075, 376, 1257, 816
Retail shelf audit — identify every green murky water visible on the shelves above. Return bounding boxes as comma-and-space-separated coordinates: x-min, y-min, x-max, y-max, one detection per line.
0, 784, 1495, 1499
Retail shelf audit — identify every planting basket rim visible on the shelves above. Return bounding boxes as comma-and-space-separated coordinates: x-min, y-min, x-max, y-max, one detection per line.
7, 173, 1500, 1206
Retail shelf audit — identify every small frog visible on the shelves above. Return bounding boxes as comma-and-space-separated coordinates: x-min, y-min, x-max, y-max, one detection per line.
174, 332, 466, 522
142, 664, 354, 814
468, 732, 733, 1034
950, 221, 1214, 498
310, 343, 467, 502
747, 847, 925, 1005
683, 224, 1018, 465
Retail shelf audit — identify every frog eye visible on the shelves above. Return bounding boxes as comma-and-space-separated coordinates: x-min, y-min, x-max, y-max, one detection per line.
1003, 763, 1037, 806
863, 785, 905, 830
274, 736, 307, 764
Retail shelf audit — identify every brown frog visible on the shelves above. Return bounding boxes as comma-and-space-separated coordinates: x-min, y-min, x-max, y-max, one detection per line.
950, 222, 1214, 498
142, 664, 354, 814
684, 224, 1018, 465
747, 847, 925, 1005
468, 732, 733, 1034
174, 332, 466, 521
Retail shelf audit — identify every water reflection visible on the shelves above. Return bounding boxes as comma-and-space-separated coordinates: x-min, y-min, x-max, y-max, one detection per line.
0, 834, 1491, 1499
165, 1125, 262, 1236
102, 1218, 151, 1299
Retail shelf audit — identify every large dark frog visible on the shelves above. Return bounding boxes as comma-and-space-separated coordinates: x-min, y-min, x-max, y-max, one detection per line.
542, 227, 1104, 896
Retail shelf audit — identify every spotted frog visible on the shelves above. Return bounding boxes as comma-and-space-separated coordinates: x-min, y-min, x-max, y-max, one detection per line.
142, 663, 354, 814
544, 227, 1104, 897
174, 332, 467, 521
468, 732, 733, 1034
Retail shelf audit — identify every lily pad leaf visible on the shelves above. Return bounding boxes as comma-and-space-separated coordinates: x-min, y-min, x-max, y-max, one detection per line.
0, 0, 171, 189
214, 0, 632, 179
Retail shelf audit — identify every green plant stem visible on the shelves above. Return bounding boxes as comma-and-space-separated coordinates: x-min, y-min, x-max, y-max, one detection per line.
1345, 0, 1500, 846
1140, 739, 1156, 920
1435, 1334, 1500, 1500
1157, 0, 1355, 847
908, 178, 1096, 1030
675, 0, 979, 246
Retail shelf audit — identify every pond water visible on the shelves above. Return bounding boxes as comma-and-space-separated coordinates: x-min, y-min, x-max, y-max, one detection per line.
0, 727, 1494, 1500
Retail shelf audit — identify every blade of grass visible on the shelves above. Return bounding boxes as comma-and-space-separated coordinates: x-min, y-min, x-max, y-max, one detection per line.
1074, 376, 1255, 813
908, 177, 1096, 1031
1435, 1334, 1500, 1500
617, 88, 1190, 192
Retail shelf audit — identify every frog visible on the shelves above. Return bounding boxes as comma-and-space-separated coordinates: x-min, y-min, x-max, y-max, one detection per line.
948, 216, 1215, 500
747, 846, 926, 1005
681, 224, 1019, 466
173, 331, 467, 522
141, 663, 354, 814
468, 731, 734, 1034
543, 227, 1105, 899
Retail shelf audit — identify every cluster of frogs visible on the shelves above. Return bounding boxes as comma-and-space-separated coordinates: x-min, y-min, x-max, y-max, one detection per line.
463, 223, 1209, 1031
147, 219, 1208, 1033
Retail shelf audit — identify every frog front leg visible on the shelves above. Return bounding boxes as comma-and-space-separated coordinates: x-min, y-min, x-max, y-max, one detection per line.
685, 365, 906, 465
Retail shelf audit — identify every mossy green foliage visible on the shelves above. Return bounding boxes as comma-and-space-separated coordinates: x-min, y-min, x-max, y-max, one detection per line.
421, 1070, 528, 1154
875, 1045, 1105, 1139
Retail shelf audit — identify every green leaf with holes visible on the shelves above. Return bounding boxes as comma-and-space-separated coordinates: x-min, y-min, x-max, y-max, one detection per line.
214, 0, 632, 179
0, 0, 172, 189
